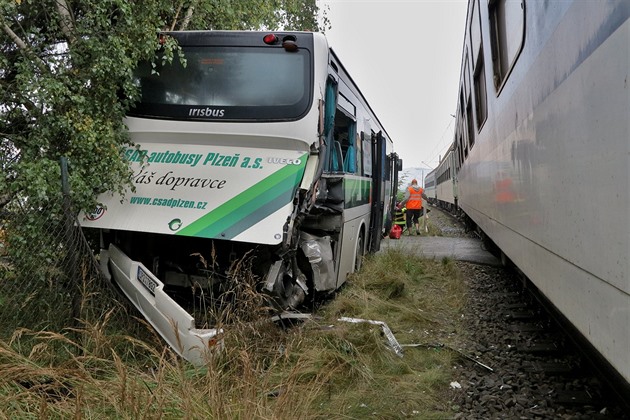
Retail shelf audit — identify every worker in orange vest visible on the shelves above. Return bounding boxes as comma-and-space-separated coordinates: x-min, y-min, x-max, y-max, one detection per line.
401, 179, 428, 235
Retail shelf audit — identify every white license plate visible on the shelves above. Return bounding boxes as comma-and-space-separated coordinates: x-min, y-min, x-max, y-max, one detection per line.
137, 267, 158, 295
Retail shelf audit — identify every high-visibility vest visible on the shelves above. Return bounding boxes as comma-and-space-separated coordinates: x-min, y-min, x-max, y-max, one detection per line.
406, 187, 424, 209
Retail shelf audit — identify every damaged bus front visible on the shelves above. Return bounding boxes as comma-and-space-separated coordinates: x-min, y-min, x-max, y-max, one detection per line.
81, 31, 399, 365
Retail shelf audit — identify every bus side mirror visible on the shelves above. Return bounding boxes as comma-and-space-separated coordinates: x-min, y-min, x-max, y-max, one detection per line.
396, 158, 403, 172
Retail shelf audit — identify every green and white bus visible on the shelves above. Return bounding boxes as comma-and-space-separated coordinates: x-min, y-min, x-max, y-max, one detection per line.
81, 31, 401, 364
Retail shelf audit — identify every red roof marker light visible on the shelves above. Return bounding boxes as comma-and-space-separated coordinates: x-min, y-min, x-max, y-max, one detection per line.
263, 34, 278, 45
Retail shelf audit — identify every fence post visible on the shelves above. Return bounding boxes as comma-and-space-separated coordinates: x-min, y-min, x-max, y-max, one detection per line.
60, 157, 81, 335
60, 156, 70, 196
60, 157, 73, 259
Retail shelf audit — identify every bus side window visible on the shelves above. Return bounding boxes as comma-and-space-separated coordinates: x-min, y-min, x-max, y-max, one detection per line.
330, 108, 356, 173
331, 134, 343, 172
362, 131, 373, 176
343, 122, 357, 173
354, 131, 362, 175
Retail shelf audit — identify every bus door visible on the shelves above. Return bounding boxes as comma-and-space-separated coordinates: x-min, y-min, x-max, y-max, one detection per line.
368, 131, 387, 252
386, 153, 402, 234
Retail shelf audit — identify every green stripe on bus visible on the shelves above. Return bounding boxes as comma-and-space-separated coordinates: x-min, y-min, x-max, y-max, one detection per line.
181, 174, 299, 239
196, 175, 298, 239
176, 156, 307, 238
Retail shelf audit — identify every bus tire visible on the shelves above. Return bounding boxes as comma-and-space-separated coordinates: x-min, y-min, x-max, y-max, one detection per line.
354, 230, 365, 272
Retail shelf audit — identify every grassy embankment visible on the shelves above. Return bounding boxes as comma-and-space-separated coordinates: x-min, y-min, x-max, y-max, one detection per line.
0, 241, 467, 418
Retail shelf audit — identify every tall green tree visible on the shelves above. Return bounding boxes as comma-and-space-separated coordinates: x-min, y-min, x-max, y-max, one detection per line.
0, 0, 328, 213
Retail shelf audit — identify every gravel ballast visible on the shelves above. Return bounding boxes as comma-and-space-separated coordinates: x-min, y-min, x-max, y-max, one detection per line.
425, 206, 629, 419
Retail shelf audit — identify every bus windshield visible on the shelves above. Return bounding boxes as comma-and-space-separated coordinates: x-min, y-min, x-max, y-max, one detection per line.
129, 46, 312, 121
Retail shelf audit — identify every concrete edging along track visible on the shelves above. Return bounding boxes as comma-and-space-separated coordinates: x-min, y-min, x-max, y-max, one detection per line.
380, 235, 501, 267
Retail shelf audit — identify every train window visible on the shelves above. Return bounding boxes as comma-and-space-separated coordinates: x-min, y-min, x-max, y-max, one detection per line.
473, 54, 488, 131
470, 0, 482, 70
489, 0, 525, 91
459, 117, 467, 159
464, 53, 471, 100
470, 0, 487, 133
466, 99, 476, 149
455, 101, 464, 170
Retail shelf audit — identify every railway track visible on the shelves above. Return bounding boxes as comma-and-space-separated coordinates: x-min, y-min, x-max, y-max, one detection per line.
417, 207, 629, 417
451, 261, 629, 419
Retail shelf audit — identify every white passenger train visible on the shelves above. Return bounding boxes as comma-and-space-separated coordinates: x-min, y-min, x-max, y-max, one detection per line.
423, 168, 436, 205
433, 145, 458, 212
429, 0, 630, 393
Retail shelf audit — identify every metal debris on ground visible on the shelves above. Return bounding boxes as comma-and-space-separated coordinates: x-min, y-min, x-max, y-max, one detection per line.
401, 342, 494, 372
270, 311, 314, 322
338, 317, 404, 357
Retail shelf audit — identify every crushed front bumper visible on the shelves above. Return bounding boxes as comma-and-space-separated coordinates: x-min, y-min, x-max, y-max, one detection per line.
101, 244, 223, 365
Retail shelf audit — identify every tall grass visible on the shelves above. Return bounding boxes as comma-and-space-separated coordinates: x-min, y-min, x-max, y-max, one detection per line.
0, 248, 467, 419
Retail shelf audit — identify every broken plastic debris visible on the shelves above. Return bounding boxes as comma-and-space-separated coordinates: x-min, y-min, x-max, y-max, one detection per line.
450, 381, 462, 389
338, 317, 404, 357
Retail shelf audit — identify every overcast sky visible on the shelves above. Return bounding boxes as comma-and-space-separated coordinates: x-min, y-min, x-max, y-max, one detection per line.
320, 0, 468, 170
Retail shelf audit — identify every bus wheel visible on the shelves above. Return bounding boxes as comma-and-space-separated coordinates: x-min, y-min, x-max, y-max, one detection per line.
354, 231, 365, 272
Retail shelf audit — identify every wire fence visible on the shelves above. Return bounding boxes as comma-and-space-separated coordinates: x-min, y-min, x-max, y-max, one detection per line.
0, 159, 131, 347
